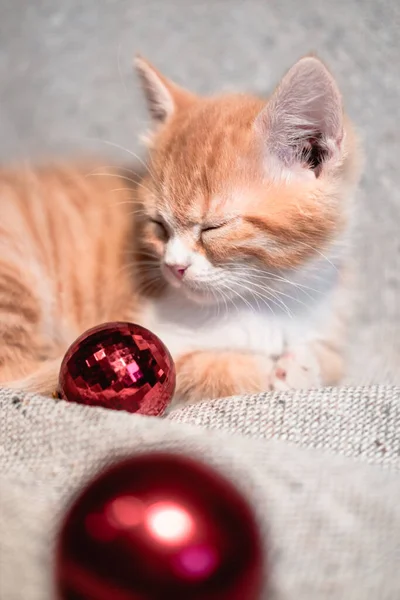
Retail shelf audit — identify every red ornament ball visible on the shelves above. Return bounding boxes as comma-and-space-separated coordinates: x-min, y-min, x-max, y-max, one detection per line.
58, 322, 175, 416
56, 453, 264, 600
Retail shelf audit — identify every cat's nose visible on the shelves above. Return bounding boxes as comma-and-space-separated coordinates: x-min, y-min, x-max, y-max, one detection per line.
166, 263, 188, 279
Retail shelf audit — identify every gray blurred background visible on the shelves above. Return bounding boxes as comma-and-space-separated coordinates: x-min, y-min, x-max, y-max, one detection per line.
0, 0, 399, 383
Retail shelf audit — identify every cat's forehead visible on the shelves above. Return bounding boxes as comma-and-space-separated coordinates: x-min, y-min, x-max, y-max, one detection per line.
156, 98, 262, 172
151, 96, 265, 219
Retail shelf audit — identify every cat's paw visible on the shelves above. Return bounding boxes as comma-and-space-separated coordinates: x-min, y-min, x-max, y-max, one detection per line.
270, 347, 322, 392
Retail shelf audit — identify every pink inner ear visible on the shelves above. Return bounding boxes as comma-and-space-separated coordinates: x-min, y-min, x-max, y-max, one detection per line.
300, 135, 333, 176
256, 57, 343, 170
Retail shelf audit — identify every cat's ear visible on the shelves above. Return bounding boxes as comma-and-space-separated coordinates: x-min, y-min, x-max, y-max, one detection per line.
135, 56, 196, 125
256, 56, 344, 176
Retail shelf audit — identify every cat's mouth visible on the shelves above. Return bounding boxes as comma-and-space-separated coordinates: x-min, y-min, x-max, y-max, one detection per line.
160, 265, 219, 305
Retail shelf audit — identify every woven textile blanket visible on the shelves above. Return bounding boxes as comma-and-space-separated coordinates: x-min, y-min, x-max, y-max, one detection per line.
0, 385, 399, 599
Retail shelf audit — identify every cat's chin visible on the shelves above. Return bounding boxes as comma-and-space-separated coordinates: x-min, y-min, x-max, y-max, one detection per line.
183, 288, 218, 306
165, 279, 219, 306
176, 284, 218, 306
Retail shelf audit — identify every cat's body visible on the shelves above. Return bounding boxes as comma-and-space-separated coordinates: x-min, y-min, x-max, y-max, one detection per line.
0, 56, 361, 404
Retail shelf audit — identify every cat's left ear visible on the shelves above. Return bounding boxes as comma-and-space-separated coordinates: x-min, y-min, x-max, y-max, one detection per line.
256, 56, 344, 176
135, 56, 196, 125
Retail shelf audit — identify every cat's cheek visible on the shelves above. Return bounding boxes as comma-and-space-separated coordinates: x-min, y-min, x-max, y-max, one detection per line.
203, 239, 232, 264
204, 234, 254, 266
143, 234, 165, 258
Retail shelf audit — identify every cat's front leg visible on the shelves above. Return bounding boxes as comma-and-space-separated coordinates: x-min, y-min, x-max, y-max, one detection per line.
173, 350, 275, 407
270, 340, 343, 391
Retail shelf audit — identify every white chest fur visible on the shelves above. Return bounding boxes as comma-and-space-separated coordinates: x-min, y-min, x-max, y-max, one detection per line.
141, 260, 339, 360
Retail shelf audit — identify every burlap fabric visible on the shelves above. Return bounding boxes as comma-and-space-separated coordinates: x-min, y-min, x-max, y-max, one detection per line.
0, 385, 399, 600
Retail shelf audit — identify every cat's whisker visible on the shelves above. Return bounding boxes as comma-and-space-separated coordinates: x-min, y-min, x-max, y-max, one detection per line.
222, 282, 255, 314
202, 284, 219, 317
214, 288, 222, 319
237, 272, 318, 304
227, 265, 323, 295
112, 198, 142, 207
83, 138, 152, 175
133, 250, 160, 260
131, 258, 160, 267
235, 281, 262, 311
88, 163, 154, 185
109, 189, 149, 201
254, 288, 293, 318
138, 280, 160, 297
133, 270, 162, 280
111, 204, 149, 218
114, 163, 159, 188
213, 284, 227, 316
223, 284, 239, 315
295, 241, 339, 272
133, 265, 161, 271
86, 172, 153, 196
219, 285, 238, 316
231, 279, 293, 318
113, 260, 160, 280
124, 208, 149, 218
127, 211, 149, 219
85, 164, 149, 187
133, 257, 160, 264
134, 270, 161, 280
272, 290, 312, 311
256, 285, 308, 313
234, 276, 313, 310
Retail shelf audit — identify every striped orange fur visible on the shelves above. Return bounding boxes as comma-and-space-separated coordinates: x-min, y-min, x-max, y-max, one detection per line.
0, 163, 142, 392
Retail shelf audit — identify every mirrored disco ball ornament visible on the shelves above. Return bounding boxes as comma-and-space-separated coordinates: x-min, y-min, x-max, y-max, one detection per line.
56, 453, 264, 600
58, 322, 175, 416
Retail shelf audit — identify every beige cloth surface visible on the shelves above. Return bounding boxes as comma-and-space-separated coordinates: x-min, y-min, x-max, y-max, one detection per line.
0, 385, 399, 600
169, 385, 400, 469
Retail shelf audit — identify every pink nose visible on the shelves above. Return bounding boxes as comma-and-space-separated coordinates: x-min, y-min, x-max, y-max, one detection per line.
166, 264, 188, 279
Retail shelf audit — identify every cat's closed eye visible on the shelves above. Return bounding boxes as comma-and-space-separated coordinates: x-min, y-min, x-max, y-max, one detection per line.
149, 217, 169, 239
201, 222, 229, 233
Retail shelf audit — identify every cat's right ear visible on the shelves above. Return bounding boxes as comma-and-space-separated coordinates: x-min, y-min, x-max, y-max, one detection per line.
135, 56, 196, 126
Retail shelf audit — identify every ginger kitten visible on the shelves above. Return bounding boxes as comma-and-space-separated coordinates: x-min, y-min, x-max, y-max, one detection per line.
0, 56, 361, 405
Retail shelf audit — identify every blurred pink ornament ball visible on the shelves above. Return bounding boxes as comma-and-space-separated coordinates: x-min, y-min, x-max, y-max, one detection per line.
56, 453, 264, 599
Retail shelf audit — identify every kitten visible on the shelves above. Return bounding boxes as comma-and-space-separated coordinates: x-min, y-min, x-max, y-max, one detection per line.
0, 55, 361, 405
